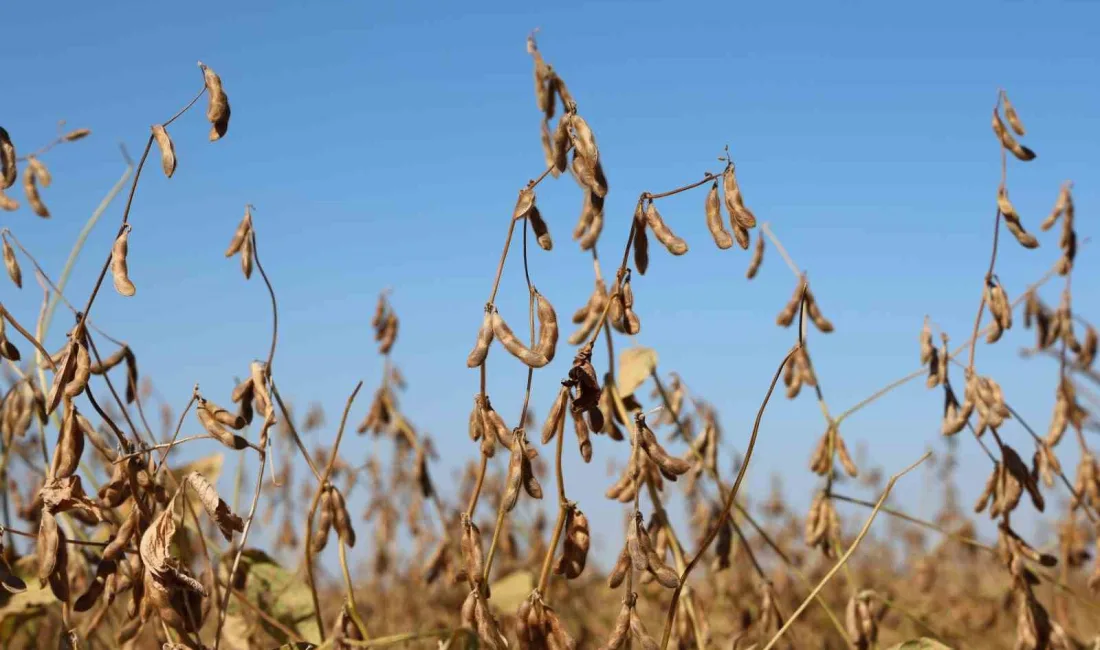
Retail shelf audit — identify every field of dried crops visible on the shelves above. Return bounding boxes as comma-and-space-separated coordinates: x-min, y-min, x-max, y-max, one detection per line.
1, 31, 1099, 650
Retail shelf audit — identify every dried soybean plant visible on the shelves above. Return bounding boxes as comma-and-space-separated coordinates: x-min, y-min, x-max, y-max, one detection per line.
3, 29, 1100, 650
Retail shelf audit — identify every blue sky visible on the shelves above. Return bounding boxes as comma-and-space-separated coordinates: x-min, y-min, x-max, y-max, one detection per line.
2, 1, 1098, 569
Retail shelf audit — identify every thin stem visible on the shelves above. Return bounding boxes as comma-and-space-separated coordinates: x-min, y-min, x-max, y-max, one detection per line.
271, 380, 323, 482
465, 455, 488, 518
0, 305, 57, 371
212, 438, 268, 650
966, 207, 1003, 372
300, 381, 364, 644
659, 340, 799, 650
339, 540, 371, 641
486, 217, 519, 306
759, 223, 801, 278
251, 229, 279, 373
760, 452, 931, 650
642, 171, 720, 200
536, 421, 568, 595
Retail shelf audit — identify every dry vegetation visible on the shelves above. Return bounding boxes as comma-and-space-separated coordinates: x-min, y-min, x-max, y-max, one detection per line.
1, 33, 1099, 650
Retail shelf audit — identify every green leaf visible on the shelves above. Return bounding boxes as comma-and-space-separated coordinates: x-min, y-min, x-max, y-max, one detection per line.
617, 346, 658, 397
487, 569, 534, 614
222, 549, 321, 644
885, 639, 953, 650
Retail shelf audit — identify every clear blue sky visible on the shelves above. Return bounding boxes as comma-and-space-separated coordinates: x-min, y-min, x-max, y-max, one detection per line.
3, 1, 1097, 567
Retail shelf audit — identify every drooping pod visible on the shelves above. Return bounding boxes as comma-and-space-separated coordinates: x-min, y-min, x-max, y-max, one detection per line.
991, 106, 1035, 161
746, 228, 765, 278
1002, 92, 1026, 136
704, 181, 733, 249
632, 203, 650, 275
552, 114, 572, 173
465, 309, 494, 368
0, 126, 16, 189
111, 226, 136, 297
997, 184, 1039, 249
2, 240, 20, 291
570, 114, 599, 166
644, 200, 688, 256
722, 164, 757, 229
533, 291, 559, 362
576, 192, 604, 251
490, 293, 557, 369
541, 384, 569, 444
200, 62, 231, 141
151, 125, 176, 178
23, 159, 49, 218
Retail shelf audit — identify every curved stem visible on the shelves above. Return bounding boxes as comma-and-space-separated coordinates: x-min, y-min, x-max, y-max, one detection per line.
760, 452, 930, 650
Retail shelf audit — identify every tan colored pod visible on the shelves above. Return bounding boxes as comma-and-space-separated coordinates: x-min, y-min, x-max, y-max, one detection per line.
644, 201, 688, 255
1002, 92, 1026, 136
552, 114, 572, 173
533, 291, 559, 362
200, 62, 231, 141
991, 107, 1035, 161
704, 181, 733, 249
491, 309, 549, 368
226, 206, 253, 257
577, 192, 604, 251
2, 238, 20, 288
465, 310, 494, 368
722, 165, 757, 229
26, 156, 50, 188
152, 125, 176, 178
23, 164, 48, 218
111, 226, 136, 297
746, 230, 764, 279
570, 114, 599, 165
0, 188, 18, 211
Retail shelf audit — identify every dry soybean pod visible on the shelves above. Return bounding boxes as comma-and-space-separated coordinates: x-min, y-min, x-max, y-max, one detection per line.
704, 181, 732, 249
200, 61, 231, 141
644, 200, 688, 255
0, 127, 16, 189
111, 225, 136, 297
746, 229, 765, 279
466, 309, 494, 368
151, 124, 176, 178
2, 237, 20, 288
491, 308, 549, 368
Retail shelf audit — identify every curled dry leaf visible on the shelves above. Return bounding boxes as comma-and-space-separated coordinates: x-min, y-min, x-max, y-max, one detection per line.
111, 226, 137, 297
185, 471, 244, 541
152, 124, 177, 178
